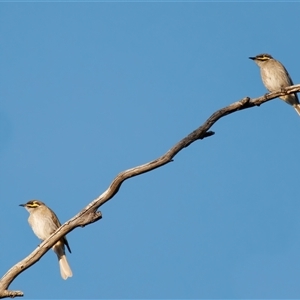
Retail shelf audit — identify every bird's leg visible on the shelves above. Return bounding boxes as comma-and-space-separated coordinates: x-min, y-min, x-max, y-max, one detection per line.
280, 87, 287, 95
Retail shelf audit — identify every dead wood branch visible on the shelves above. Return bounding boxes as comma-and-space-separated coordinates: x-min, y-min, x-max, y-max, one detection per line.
1, 84, 300, 298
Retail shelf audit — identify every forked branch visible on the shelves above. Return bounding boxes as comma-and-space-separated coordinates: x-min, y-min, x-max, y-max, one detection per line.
1, 84, 300, 298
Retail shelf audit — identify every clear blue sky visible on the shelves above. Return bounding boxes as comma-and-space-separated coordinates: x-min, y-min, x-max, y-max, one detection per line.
1, 2, 300, 299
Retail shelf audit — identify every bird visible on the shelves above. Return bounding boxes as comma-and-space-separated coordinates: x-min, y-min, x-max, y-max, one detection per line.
249, 53, 300, 116
20, 200, 73, 280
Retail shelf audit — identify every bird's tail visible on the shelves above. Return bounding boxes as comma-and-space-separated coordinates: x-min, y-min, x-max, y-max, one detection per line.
293, 104, 300, 116
53, 241, 73, 280
58, 254, 73, 280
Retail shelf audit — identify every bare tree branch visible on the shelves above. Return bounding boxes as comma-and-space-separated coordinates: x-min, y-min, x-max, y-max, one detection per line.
1, 84, 300, 298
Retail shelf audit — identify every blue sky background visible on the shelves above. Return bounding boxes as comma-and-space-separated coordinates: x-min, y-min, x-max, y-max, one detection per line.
1, 2, 300, 299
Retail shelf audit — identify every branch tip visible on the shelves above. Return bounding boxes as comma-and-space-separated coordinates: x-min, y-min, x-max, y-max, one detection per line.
0, 290, 23, 299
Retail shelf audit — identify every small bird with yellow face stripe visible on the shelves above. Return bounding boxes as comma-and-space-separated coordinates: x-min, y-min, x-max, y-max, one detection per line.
20, 200, 73, 280
249, 53, 300, 116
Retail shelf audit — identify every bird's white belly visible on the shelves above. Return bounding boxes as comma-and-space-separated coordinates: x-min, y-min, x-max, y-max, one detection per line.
261, 69, 283, 91
28, 213, 57, 240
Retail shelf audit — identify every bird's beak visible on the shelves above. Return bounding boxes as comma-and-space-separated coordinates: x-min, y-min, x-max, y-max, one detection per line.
19, 204, 25, 207
249, 57, 256, 60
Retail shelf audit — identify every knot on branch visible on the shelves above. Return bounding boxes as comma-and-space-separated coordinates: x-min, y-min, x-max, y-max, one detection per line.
239, 97, 250, 106
200, 131, 215, 139
78, 211, 102, 227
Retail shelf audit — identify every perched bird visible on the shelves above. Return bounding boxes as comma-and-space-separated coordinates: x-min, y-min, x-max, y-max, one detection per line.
20, 200, 72, 280
249, 53, 300, 115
